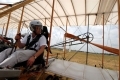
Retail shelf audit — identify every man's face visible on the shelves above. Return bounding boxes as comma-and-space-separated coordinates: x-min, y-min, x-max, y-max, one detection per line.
35, 25, 42, 34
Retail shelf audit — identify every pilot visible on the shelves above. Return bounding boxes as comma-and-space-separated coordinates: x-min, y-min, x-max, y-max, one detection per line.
0, 20, 47, 68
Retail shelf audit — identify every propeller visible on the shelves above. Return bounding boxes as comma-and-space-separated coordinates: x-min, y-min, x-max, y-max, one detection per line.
64, 32, 119, 55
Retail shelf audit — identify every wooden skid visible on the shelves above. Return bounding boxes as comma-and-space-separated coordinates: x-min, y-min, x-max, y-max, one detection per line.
19, 68, 45, 80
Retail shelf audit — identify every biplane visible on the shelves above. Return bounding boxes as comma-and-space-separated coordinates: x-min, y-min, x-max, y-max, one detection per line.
0, 0, 119, 80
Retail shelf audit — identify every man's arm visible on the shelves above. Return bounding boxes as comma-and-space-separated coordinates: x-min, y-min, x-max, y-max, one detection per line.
27, 45, 46, 66
33, 45, 46, 58
16, 40, 25, 48
0, 36, 11, 44
15, 34, 26, 48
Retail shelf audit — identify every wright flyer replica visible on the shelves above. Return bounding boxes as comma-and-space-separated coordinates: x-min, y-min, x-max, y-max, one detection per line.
0, 0, 119, 80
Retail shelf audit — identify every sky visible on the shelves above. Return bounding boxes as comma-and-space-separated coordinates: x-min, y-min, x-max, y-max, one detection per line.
0, 0, 21, 4
0, 0, 22, 8
0, 0, 119, 54
0, 24, 118, 54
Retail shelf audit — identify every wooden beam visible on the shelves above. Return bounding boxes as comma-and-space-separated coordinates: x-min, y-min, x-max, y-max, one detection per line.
17, 6, 25, 34
0, 0, 34, 18
71, 0, 78, 26
117, 0, 120, 80
5, 13, 11, 37
46, 0, 55, 64
63, 16, 68, 59
102, 13, 104, 69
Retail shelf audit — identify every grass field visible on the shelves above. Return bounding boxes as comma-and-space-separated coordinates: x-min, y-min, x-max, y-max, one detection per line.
45, 48, 119, 71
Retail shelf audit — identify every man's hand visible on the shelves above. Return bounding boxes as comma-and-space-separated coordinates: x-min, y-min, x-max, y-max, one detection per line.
15, 33, 21, 41
6, 40, 11, 44
27, 56, 35, 66
0, 36, 11, 44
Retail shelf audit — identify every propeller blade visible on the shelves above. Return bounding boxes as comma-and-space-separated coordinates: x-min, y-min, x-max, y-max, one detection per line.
64, 33, 119, 55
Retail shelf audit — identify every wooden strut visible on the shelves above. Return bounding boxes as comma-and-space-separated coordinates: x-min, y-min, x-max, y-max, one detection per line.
5, 13, 11, 37
102, 13, 105, 68
46, 0, 55, 64
117, 0, 120, 80
64, 33, 119, 55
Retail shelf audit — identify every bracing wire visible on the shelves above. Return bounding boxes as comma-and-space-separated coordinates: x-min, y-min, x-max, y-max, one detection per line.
68, 43, 86, 61
89, 43, 116, 80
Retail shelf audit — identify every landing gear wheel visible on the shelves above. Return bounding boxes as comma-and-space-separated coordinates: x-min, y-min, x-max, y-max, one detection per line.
82, 32, 94, 43
46, 75, 53, 80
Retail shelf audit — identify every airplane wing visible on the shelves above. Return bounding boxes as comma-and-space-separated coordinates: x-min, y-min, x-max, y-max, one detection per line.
46, 59, 118, 80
